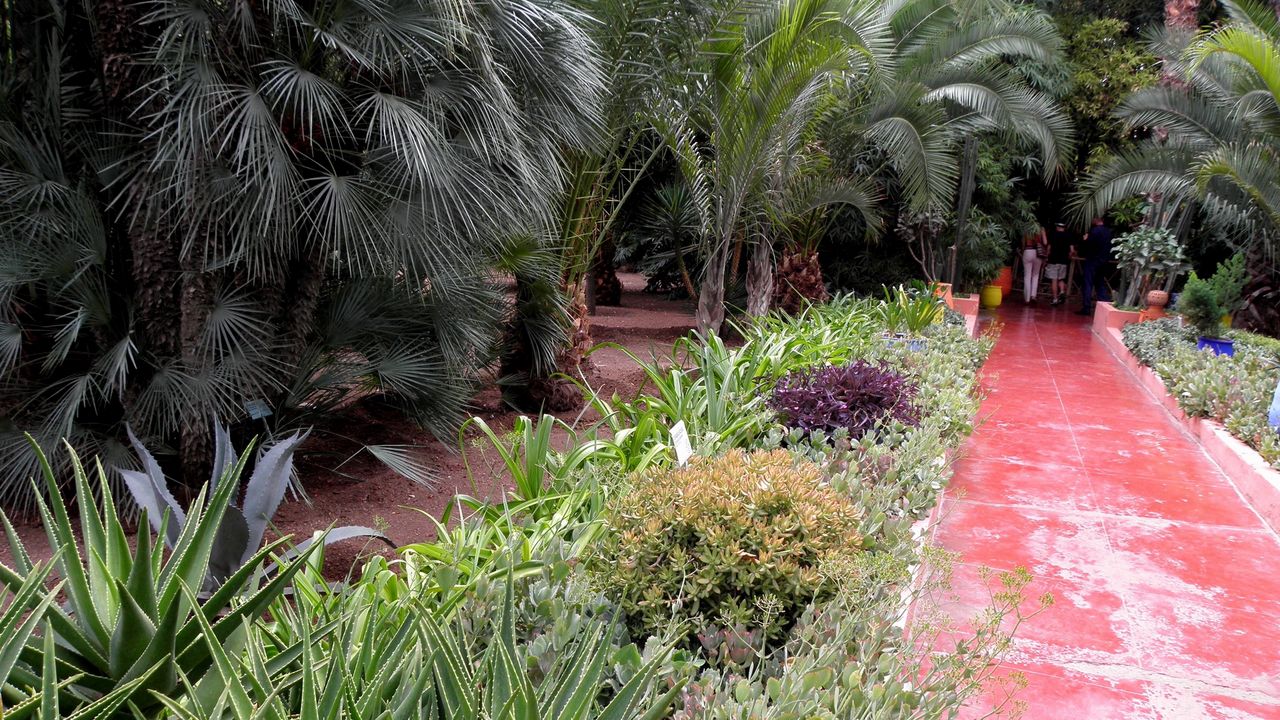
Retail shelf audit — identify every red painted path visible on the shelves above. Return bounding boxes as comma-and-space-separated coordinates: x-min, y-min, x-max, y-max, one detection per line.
938, 305, 1280, 719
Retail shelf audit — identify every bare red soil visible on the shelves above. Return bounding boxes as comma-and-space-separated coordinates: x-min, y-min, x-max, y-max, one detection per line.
4, 274, 695, 568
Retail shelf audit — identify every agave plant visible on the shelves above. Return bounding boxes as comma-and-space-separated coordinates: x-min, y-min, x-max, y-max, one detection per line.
119, 424, 392, 588
0, 439, 318, 715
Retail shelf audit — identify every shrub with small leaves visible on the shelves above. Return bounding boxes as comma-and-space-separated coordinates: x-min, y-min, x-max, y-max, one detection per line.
769, 361, 920, 439
594, 450, 864, 663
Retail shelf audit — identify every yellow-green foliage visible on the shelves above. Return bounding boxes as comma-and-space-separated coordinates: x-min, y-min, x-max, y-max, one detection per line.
597, 450, 863, 653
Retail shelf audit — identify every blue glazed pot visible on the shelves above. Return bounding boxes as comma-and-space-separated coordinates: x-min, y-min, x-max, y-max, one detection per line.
1269, 377, 1280, 432
1196, 336, 1235, 357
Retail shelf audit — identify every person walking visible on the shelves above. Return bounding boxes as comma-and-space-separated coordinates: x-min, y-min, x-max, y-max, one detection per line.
1046, 221, 1072, 305
1076, 217, 1113, 315
1021, 225, 1048, 303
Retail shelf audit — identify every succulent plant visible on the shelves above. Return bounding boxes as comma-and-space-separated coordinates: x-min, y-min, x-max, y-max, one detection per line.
119, 423, 392, 589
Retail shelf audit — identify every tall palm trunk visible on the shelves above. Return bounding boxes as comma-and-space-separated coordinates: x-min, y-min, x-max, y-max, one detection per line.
697, 239, 730, 335
1164, 0, 1199, 30
745, 239, 774, 317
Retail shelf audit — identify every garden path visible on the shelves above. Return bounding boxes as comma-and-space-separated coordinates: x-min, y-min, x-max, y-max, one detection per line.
936, 305, 1280, 719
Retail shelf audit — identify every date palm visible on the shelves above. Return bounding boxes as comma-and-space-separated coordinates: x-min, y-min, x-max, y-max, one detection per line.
0, 0, 602, 509
1077, 0, 1280, 249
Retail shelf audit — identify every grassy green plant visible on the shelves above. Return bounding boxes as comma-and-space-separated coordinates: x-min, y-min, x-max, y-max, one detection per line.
878, 284, 945, 334
168, 557, 687, 720
1209, 253, 1249, 315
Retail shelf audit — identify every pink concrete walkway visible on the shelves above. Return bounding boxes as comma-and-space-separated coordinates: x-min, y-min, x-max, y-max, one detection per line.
937, 305, 1280, 719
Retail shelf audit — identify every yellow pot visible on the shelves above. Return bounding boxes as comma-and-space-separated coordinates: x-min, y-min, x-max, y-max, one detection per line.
1221, 313, 1233, 329
980, 285, 1003, 308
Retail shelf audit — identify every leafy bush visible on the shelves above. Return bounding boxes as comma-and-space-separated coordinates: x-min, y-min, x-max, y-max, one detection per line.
1122, 318, 1195, 366
1176, 272, 1224, 338
595, 450, 864, 661
1111, 226, 1188, 307
769, 361, 920, 439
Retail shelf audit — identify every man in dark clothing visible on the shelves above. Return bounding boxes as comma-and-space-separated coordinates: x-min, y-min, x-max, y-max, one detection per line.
1046, 221, 1073, 305
1076, 217, 1113, 315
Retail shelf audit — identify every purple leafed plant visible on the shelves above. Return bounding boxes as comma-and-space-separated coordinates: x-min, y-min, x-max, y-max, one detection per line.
769, 361, 921, 438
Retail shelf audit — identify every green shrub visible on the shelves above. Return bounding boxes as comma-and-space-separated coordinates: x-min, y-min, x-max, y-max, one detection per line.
595, 450, 864, 662
1122, 318, 1194, 366
1209, 253, 1249, 314
1176, 272, 1224, 338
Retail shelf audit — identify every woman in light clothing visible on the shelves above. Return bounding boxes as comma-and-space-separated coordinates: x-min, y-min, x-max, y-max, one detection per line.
1021, 226, 1048, 303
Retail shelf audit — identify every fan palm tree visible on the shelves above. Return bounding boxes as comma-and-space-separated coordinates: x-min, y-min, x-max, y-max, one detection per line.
0, 0, 602, 509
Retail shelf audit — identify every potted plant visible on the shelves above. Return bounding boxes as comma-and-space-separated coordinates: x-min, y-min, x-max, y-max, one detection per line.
1111, 226, 1189, 314
980, 284, 1003, 308
1177, 272, 1233, 356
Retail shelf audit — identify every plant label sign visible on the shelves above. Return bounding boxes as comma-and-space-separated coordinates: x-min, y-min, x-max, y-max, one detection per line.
244, 399, 273, 420
671, 421, 693, 467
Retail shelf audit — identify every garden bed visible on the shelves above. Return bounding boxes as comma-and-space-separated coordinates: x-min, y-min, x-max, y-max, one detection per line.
1095, 320, 1280, 533
0, 290, 1028, 719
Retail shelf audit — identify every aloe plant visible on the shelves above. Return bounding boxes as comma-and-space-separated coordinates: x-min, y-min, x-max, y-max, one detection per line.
0, 439, 318, 715
119, 424, 392, 586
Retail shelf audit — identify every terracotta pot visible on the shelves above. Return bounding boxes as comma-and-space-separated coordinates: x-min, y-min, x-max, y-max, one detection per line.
980, 285, 1003, 308
994, 266, 1014, 295
1146, 289, 1169, 309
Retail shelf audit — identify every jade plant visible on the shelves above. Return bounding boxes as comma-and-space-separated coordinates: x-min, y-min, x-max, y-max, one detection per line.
1111, 226, 1188, 308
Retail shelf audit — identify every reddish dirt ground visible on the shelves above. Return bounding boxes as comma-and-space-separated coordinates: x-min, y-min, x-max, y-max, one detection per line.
2, 274, 695, 569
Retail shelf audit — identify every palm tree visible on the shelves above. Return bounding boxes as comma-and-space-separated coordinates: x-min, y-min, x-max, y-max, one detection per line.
829, 0, 1073, 284
1077, 0, 1280, 331
1077, 0, 1280, 244
0, 0, 602, 508
658, 0, 890, 335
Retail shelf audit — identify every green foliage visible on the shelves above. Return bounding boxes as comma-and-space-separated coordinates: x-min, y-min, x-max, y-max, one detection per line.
1122, 319, 1196, 366
1209, 253, 1250, 315
1177, 273, 1225, 339
0, 440, 311, 715
674, 560, 1049, 720
878, 285, 946, 334
1058, 17, 1160, 172
0, 0, 602, 504
959, 209, 1016, 293
595, 450, 865, 660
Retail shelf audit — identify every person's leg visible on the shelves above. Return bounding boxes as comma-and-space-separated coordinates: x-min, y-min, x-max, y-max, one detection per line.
1030, 257, 1043, 300
1080, 261, 1096, 312
1097, 266, 1112, 303
1022, 249, 1036, 303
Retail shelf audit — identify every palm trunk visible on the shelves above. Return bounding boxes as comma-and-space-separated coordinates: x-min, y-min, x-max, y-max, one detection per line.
949, 136, 979, 285
697, 240, 730, 335
745, 240, 774, 317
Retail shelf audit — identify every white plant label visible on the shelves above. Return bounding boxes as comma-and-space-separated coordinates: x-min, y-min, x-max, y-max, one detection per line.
671, 421, 693, 467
